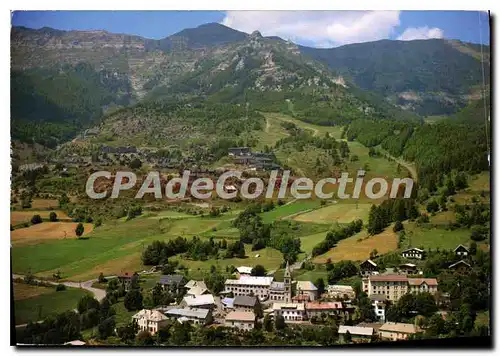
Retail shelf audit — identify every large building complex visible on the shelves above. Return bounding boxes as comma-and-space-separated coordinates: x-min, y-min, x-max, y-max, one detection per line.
362, 275, 438, 302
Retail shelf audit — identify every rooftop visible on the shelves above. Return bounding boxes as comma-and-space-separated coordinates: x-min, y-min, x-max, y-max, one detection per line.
225, 276, 274, 286
306, 302, 343, 310
369, 274, 408, 282
327, 285, 354, 292
132, 309, 168, 322
236, 266, 253, 274
165, 308, 210, 319
234, 295, 257, 307
183, 294, 215, 307
272, 302, 305, 311
449, 260, 472, 269
360, 259, 377, 267
379, 322, 420, 334
338, 325, 374, 336
296, 281, 318, 291
407, 278, 438, 286
402, 247, 424, 253
185, 280, 207, 289
225, 311, 256, 322
454, 244, 470, 252
186, 286, 208, 296
159, 274, 186, 285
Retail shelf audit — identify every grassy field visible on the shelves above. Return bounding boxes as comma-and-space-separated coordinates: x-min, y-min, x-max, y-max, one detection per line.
293, 203, 371, 224
11, 209, 298, 280
11, 222, 94, 247
14, 283, 90, 325
260, 200, 322, 223
313, 227, 398, 263
299, 231, 327, 255
13, 282, 54, 301
11, 210, 70, 226
404, 223, 472, 250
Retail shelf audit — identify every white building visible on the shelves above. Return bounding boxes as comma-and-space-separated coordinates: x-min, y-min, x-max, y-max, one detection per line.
326, 285, 355, 300
369, 294, 387, 322
181, 294, 215, 309
401, 247, 424, 260
132, 309, 169, 335
363, 275, 438, 302
224, 276, 274, 300
272, 303, 306, 322
225, 311, 256, 331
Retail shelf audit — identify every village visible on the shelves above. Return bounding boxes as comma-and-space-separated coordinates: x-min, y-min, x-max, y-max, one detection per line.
110, 243, 475, 345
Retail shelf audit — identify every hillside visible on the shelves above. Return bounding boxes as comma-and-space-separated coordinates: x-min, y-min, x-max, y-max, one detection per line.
299, 39, 490, 116
11, 23, 418, 146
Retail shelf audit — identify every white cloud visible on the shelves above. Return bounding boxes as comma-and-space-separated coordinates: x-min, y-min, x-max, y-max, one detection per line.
397, 26, 444, 41
221, 11, 401, 47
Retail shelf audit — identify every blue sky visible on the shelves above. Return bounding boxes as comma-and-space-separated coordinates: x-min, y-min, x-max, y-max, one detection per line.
11, 10, 490, 48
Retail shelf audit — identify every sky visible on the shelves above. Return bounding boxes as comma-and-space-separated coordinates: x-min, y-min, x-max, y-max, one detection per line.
11, 10, 490, 48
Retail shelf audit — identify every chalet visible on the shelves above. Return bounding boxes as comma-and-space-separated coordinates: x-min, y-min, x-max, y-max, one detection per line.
407, 278, 438, 295
454, 244, 470, 257
378, 322, 421, 341
338, 325, 374, 343
233, 295, 258, 313
399, 263, 419, 275
272, 303, 306, 322
359, 259, 378, 276
228, 147, 251, 156
295, 281, 318, 301
225, 311, 256, 331
132, 309, 169, 335
448, 260, 472, 273
401, 247, 424, 260
159, 274, 186, 292
117, 272, 138, 292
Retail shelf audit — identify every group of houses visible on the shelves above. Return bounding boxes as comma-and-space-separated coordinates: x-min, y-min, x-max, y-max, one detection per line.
356, 243, 474, 322
338, 322, 422, 343
228, 147, 281, 171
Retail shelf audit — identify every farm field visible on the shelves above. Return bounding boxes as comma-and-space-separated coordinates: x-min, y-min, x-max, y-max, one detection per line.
293, 203, 371, 224
13, 283, 90, 325
11, 210, 70, 226
30, 199, 60, 209
313, 227, 398, 263
11, 222, 94, 247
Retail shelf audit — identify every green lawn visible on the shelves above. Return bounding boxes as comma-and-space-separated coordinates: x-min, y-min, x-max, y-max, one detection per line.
14, 287, 90, 325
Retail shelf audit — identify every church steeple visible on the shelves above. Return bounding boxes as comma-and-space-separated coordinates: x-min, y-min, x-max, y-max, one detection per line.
284, 260, 292, 303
